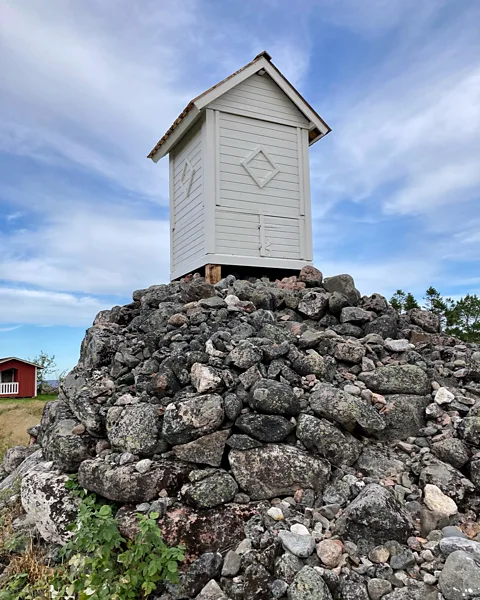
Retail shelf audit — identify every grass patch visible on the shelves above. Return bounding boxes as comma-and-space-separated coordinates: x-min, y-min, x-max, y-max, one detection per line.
0, 396, 55, 452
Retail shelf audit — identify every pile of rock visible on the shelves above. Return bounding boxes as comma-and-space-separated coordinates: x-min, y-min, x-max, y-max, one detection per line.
2, 267, 480, 600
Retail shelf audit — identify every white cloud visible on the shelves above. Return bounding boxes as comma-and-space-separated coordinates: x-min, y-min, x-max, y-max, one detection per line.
0, 288, 106, 327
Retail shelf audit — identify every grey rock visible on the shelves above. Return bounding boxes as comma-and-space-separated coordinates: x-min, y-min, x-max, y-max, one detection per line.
389, 549, 415, 570
172, 430, 230, 467
180, 552, 223, 597
180, 279, 215, 302
361, 294, 389, 314
224, 394, 243, 421
358, 365, 430, 395
278, 530, 315, 558
226, 434, 262, 450
107, 403, 159, 456
235, 413, 295, 442
384, 339, 411, 352
298, 291, 330, 320
271, 579, 288, 599
419, 456, 474, 502
78, 458, 190, 503
191, 363, 224, 393
374, 395, 429, 441
367, 578, 393, 600
229, 342, 263, 369
1, 446, 34, 474
341, 307, 374, 324
432, 438, 470, 470
229, 444, 330, 500
329, 292, 350, 316
310, 383, 385, 434
249, 379, 303, 415
442, 526, 468, 539
195, 579, 228, 600
364, 314, 398, 339
296, 413, 362, 467
274, 553, 303, 584
21, 470, 79, 545
135, 459, 152, 474
355, 447, 405, 478
162, 394, 224, 445
334, 341, 366, 364
323, 274, 361, 305
221, 549, 241, 577
334, 484, 415, 553
0, 449, 44, 494
181, 471, 238, 508
409, 309, 440, 334
339, 579, 369, 600
439, 550, 480, 600
287, 566, 333, 600
244, 564, 271, 600
288, 347, 326, 377
439, 536, 480, 561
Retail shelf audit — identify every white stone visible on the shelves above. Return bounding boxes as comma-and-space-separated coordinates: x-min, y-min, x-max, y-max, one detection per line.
290, 523, 310, 536
384, 338, 412, 352
236, 538, 252, 554
21, 470, 79, 545
135, 459, 152, 474
196, 579, 228, 600
190, 363, 223, 393
267, 507, 284, 521
424, 484, 458, 517
434, 387, 455, 405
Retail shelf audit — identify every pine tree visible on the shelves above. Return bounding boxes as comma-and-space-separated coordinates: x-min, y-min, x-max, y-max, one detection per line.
404, 293, 420, 311
390, 290, 406, 313
446, 294, 480, 343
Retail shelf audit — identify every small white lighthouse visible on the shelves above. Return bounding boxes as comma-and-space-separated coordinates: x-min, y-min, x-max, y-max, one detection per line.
148, 51, 330, 283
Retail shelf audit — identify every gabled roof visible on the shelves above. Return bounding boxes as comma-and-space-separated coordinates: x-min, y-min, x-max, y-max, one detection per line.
148, 51, 331, 162
0, 357, 42, 368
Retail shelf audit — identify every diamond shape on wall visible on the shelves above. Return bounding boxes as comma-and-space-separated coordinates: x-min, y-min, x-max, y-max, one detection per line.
241, 146, 280, 188
180, 158, 195, 198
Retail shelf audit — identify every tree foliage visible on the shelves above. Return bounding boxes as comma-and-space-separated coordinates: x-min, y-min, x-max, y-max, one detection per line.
28, 351, 57, 389
390, 287, 480, 343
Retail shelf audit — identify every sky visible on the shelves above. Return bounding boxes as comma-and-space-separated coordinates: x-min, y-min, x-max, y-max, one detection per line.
0, 0, 479, 374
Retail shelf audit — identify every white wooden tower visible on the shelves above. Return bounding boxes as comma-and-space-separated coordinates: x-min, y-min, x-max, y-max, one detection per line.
148, 51, 330, 282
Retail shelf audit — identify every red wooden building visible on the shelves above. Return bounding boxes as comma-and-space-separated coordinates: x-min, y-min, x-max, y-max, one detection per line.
0, 357, 40, 398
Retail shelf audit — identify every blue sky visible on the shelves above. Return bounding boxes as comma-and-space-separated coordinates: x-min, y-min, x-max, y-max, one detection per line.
1, 0, 479, 374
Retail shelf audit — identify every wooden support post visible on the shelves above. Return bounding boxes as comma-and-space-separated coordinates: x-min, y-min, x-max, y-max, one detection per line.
205, 264, 221, 285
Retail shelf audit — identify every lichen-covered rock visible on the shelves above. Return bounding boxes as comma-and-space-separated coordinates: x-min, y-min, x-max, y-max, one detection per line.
296, 413, 362, 467
439, 550, 480, 600
249, 379, 303, 415
309, 384, 385, 434
1, 445, 34, 474
181, 471, 238, 508
334, 484, 415, 553
359, 364, 430, 395
162, 394, 224, 445
287, 566, 333, 600
179, 552, 223, 597
229, 444, 330, 500
432, 438, 470, 470
191, 363, 224, 393
374, 394, 429, 441
21, 470, 79, 544
172, 430, 230, 467
340, 307, 374, 324
78, 458, 191, 502
236, 413, 295, 442
418, 456, 475, 502
409, 308, 440, 333
107, 403, 159, 455
298, 291, 329, 320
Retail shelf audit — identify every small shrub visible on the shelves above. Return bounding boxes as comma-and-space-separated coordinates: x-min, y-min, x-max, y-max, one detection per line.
50, 477, 185, 599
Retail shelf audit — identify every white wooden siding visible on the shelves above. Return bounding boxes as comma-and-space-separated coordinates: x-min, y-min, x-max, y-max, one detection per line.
210, 73, 309, 128
216, 210, 261, 257
217, 112, 302, 219
171, 122, 204, 270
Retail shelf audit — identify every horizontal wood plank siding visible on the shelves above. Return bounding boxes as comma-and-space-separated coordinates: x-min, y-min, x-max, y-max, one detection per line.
210, 73, 309, 128
263, 216, 301, 259
215, 209, 261, 257
171, 122, 205, 271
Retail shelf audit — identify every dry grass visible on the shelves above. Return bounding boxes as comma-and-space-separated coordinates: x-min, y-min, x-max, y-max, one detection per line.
0, 399, 48, 452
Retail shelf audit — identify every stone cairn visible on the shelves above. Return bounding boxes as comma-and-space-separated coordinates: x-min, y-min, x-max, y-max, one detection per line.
2, 267, 480, 600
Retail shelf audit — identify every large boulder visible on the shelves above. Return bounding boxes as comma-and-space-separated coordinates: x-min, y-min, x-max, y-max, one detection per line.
309, 383, 385, 434
181, 471, 238, 508
229, 444, 330, 500
236, 413, 295, 442
363, 314, 398, 339
298, 292, 329, 320
323, 274, 360, 305
409, 308, 440, 333
439, 550, 480, 600
1, 446, 35, 474
296, 413, 362, 467
334, 483, 415, 553
106, 403, 160, 455
162, 394, 224, 445
358, 364, 430, 395
78, 458, 191, 503
374, 394, 429, 440
172, 430, 230, 467
21, 470, 79, 545
249, 379, 304, 415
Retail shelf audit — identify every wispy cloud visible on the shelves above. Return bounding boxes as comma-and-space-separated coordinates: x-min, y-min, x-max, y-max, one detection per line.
0, 325, 21, 333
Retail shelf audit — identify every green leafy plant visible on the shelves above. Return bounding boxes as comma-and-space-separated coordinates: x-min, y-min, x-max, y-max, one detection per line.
50, 477, 184, 599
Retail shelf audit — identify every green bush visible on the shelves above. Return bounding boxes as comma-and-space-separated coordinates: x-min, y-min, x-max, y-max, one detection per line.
1, 477, 185, 600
